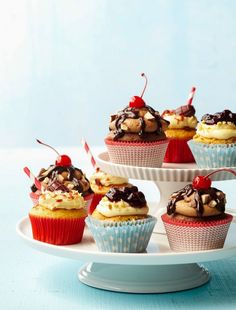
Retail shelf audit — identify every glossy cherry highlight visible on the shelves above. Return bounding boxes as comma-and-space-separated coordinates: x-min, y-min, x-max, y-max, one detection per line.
192, 176, 211, 190
129, 96, 145, 108
129, 73, 147, 108
192, 168, 236, 190
56, 155, 72, 167
36, 139, 72, 167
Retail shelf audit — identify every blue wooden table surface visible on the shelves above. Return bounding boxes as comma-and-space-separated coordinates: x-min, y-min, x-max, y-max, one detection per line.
1, 147, 236, 310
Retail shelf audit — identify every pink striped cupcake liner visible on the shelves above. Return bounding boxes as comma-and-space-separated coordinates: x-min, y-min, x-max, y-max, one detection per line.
105, 138, 169, 167
162, 213, 233, 252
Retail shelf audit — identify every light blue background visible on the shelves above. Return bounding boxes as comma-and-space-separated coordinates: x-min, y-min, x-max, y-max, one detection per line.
1, 0, 236, 148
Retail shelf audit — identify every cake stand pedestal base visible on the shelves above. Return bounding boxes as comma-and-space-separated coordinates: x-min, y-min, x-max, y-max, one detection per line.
78, 262, 210, 293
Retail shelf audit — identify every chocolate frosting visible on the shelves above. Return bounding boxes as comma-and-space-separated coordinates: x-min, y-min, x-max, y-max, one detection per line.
105, 186, 146, 207
201, 109, 236, 125
111, 105, 169, 141
162, 104, 196, 117
167, 184, 226, 217
31, 165, 92, 196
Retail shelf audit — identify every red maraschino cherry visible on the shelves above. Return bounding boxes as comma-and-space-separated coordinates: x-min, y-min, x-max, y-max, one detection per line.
55, 155, 72, 167
192, 176, 211, 190
129, 73, 147, 108
192, 168, 236, 190
36, 139, 72, 167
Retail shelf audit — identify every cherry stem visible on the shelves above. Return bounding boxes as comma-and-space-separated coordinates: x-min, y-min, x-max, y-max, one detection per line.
204, 168, 236, 179
140, 73, 148, 98
36, 139, 60, 156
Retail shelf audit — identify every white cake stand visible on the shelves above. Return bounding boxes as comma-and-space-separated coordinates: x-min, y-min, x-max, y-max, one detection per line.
16, 154, 236, 293
17, 216, 236, 293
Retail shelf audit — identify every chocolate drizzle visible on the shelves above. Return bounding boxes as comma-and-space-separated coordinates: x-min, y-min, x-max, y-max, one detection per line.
167, 184, 226, 217
202, 109, 236, 125
114, 108, 138, 139
31, 165, 92, 196
105, 186, 146, 207
112, 105, 168, 140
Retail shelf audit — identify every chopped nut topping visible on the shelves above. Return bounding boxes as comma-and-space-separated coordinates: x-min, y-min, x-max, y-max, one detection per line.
67, 183, 74, 190
144, 111, 155, 120
201, 194, 210, 204
44, 177, 49, 184
121, 123, 128, 130
184, 195, 191, 202
57, 175, 64, 182
209, 200, 217, 208
61, 171, 69, 179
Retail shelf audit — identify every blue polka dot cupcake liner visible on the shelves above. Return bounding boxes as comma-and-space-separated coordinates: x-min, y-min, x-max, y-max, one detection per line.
188, 140, 236, 168
85, 216, 157, 253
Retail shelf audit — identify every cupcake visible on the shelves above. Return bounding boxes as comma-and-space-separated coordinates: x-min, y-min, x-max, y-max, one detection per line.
188, 109, 236, 168
162, 87, 198, 163
30, 139, 94, 209
89, 168, 130, 214
29, 182, 87, 245
85, 186, 157, 253
105, 73, 169, 167
161, 170, 234, 252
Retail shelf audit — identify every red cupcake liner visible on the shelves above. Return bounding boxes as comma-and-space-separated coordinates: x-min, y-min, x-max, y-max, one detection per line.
88, 193, 104, 214
29, 214, 86, 245
105, 138, 169, 167
164, 138, 195, 163
161, 213, 233, 252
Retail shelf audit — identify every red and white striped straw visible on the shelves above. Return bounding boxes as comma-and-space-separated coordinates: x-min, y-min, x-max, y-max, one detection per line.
23, 167, 41, 190
186, 87, 196, 105
81, 138, 97, 169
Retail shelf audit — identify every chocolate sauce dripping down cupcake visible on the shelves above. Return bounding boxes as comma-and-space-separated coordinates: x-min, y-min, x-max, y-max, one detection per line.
31, 139, 92, 196
167, 184, 226, 217
112, 106, 168, 140
31, 165, 87, 194
113, 108, 138, 140
201, 109, 236, 125
105, 186, 147, 207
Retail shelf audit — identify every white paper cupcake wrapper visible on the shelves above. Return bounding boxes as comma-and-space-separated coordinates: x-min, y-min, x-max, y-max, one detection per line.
85, 216, 157, 253
188, 140, 236, 168
105, 140, 169, 167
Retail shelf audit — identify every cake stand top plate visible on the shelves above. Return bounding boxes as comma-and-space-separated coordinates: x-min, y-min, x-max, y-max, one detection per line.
96, 152, 236, 182
17, 216, 236, 266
